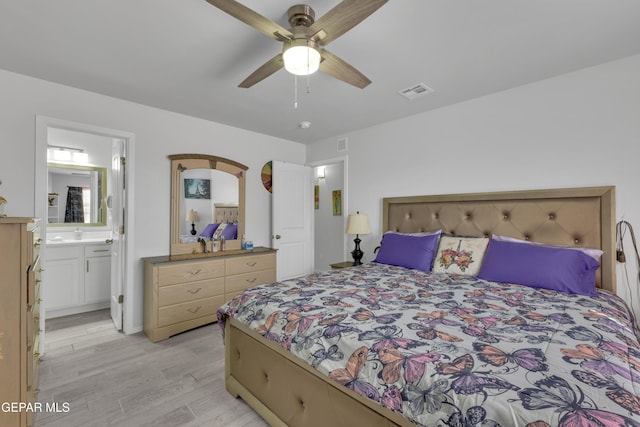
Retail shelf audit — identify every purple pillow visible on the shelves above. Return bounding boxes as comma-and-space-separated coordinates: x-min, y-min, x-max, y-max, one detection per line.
477, 238, 601, 296
374, 232, 441, 272
199, 223, 220, 238
221, 223, 238, 240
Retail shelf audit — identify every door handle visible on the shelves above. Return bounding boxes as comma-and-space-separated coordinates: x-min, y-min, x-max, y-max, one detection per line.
105, 238, 113, 244
274, 234, 281, 239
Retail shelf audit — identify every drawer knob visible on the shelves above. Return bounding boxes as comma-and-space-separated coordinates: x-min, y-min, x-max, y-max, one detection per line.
246, 261, 257, 267
187, 306, 201, 314
187, 288, 202, 295
246, 277, 257, 283
189, 269, 202, 276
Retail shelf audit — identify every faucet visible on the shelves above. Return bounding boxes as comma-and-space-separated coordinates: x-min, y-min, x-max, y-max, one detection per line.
197, 237, 208, 253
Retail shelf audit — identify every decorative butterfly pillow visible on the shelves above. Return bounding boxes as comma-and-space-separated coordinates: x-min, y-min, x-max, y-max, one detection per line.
211, 222, 228, 240
432, 235, 489, 276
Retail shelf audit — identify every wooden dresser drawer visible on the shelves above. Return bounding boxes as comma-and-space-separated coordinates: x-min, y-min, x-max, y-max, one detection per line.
158, 278, 225, 306
143, 248, 276, 342
0, 218, 40, 426
26, 334, 39, 389
26, 309, 34, 347
158, 295, 225, 327
226, 253, 276, 275
158, 259, 225, 286
226, 269, 276, 294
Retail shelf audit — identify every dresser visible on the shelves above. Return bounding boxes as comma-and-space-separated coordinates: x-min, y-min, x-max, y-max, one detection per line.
143, 247, 276, 342
0, 218, 41, 427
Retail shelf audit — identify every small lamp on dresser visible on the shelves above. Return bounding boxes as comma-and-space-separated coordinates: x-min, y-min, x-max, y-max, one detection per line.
346, 211, 371, 265
186, 209, 199, 235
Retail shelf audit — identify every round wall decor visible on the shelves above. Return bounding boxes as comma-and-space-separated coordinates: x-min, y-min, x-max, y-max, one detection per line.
261, 161, 272, 193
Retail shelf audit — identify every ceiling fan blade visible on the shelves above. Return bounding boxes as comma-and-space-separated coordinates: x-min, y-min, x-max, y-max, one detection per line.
205, 0, 293, 41
238, 54, 284, 88
308, 0, 388, 45
319, 49, 371, 89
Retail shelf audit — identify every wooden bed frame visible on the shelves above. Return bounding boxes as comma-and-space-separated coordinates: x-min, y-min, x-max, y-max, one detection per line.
224, 186, 616, 427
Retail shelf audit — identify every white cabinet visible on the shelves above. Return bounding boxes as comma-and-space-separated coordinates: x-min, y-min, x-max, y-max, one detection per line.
45, 245, 83, 310
84, 244, 111, 304
45, 242, 111, 318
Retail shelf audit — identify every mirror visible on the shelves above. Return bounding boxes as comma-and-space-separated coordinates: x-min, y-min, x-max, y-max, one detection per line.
47, 162, 107, 226
170, 154, 247, 256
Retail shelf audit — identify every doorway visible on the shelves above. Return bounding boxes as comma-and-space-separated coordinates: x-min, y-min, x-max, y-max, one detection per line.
311, 158, 347, 272
35, 116, 135, 355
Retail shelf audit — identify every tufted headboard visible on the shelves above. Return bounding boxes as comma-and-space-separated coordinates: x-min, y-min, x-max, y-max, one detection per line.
383, 186, 616, 292
214, 204, 238, 224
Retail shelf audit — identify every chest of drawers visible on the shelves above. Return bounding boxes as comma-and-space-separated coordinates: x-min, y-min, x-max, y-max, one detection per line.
0, 218, 41, 427
143, 248, 276, 342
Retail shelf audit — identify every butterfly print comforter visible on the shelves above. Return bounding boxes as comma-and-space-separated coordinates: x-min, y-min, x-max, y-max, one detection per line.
217, 263, 640, 426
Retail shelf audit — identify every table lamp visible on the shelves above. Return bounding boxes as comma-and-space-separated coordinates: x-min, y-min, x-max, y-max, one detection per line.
186, 209, 199, 235
346, 211, 370, 265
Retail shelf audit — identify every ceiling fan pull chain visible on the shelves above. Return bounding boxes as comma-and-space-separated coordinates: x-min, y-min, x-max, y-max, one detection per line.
294, 75, 298, 109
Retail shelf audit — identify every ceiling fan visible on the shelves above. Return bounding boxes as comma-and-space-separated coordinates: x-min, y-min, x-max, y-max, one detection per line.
204, 0, 388, 89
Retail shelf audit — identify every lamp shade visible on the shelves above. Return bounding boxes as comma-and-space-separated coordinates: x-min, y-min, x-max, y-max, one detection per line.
283, 42, 321, 76
346, 212, 370, 235
186, 209, 199, 222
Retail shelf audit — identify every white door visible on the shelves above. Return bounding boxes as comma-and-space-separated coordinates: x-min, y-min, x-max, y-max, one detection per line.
272, 161, 313, 280
110, 139, 126, 330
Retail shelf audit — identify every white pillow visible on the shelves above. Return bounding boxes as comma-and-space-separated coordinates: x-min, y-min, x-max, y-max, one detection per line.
492, 234, 603, 261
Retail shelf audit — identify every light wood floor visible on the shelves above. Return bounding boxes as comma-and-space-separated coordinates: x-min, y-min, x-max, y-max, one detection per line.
34, 310, 269, 427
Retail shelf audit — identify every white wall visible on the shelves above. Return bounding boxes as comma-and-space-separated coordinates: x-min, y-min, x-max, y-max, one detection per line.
0, 69, 305, 333
308, 54, 640, 316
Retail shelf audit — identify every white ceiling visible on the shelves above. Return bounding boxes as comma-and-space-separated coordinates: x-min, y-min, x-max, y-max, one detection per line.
2, 1, 639, 144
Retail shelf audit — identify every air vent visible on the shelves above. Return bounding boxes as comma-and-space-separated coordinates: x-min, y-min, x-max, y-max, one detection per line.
337, 137, 348, 153
398, 82, 434, 100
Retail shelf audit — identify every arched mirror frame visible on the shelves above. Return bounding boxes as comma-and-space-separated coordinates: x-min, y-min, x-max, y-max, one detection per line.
169, 154, 247, 256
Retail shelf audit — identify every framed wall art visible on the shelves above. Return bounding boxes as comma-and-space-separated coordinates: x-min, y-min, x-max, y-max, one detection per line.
184, 178, 211, 199
332, 190, 342, 216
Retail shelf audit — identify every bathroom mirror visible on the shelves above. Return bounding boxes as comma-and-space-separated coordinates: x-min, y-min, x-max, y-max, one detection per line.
169, 154, 247, 256
47, 162, 107, 226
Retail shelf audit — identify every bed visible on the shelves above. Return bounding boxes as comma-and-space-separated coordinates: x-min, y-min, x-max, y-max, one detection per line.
186, 205, 240, 243
217, 186, 640, 426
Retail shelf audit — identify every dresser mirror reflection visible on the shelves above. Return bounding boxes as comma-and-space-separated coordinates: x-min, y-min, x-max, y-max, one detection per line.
169, 154, 247, 256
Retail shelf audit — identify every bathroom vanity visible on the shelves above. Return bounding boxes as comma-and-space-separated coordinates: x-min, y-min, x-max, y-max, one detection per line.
44, 239, 112, 318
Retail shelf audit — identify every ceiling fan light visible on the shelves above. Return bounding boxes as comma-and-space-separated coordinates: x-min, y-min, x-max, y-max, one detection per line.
283, 45, 320, 76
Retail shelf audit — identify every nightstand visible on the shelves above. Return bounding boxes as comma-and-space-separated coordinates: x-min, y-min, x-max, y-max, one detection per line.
330, 261, 355, 269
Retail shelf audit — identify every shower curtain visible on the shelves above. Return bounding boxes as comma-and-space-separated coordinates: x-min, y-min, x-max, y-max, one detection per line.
64, 186, 84, 223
